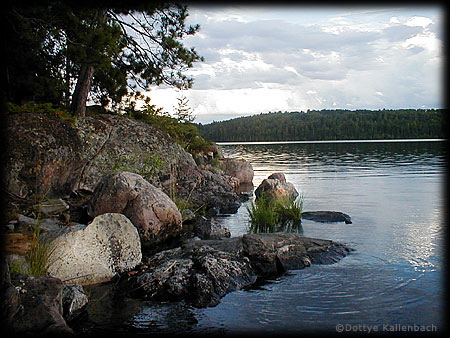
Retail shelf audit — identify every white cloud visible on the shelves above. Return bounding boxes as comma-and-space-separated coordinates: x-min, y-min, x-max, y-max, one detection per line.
144, 6, 443, 123
405, 16, 433, 27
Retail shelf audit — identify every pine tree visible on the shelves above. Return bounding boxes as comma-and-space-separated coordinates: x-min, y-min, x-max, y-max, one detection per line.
174, 95, 195, 123
4, 2, 204, 116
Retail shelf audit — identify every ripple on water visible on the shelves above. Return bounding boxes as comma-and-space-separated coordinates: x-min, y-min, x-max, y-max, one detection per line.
190, 262, 442, 333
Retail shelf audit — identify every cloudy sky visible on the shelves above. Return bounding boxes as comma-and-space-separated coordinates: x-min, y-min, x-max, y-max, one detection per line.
145, 5, 443, 124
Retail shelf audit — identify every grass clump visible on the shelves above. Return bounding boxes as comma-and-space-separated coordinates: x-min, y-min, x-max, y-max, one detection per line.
26, 225, 54, 276
247, 193, 304, 234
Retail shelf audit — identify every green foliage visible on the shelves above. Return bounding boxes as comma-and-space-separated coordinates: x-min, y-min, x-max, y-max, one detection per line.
6, 101, 78, 125
247, 193, 303, 234
8, 257, 29, 275
247, 194, 280, 232
174, 95, 195, 123
199, 109, 445, 142
275, 195, 304, 224
23, 208, 56, 276
112, 152, 164, 180
122, 95, 213, 155
5, 3, 203, 111
6, 102, 61, 115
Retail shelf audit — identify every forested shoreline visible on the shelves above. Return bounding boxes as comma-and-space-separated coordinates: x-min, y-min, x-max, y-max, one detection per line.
198, 109, 445, 142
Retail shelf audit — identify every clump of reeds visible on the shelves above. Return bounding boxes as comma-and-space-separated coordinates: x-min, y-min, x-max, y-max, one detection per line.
247, 192, 304, 234
26, 223, 55, 276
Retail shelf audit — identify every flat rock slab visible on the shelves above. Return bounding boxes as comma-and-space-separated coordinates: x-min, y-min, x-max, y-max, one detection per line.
120, 244, 257, 308
301, 211, 352, 224
121, 233, 352, 308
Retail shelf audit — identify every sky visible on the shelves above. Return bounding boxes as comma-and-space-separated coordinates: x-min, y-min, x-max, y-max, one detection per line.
144, 5, 443, 124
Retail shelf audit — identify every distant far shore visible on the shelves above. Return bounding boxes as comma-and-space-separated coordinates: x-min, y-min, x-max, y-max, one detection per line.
216, 138, 445, 146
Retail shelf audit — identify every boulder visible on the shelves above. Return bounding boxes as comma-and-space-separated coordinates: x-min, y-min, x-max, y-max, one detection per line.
3, 113, 83, 199
87, 172, 182, 245
174, 165, 241, 215
46, 213, 142, 285
219, 158, 254, 185
8, 274, 74, 335
301, 237, 353, 264
268, 172, 287, 182
301, 211, 352, 224
1, 257, 21, 329
255, 173, 298, 201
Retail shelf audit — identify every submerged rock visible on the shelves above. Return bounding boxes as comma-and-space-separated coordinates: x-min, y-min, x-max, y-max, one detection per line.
301, 211, 352, 224
301, 237, 353, 264
242, 233, 309, 278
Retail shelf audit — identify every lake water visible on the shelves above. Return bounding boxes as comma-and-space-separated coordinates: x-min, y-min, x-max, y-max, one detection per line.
75, 139, 446, 335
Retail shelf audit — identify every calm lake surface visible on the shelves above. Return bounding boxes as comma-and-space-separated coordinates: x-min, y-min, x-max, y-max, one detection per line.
76, 139, 446, 335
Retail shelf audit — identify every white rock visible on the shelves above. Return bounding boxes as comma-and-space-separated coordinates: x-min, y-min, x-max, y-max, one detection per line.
47, 213, 142, 285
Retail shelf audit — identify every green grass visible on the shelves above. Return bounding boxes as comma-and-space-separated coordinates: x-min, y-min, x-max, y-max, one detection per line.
276, 195, 303, 224
247, 193, 280, 233
25, 199, 57, 276
247, 193, 304, 234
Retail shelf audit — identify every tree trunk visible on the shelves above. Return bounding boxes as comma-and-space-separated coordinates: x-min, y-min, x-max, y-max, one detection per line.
70, 65, 95, 117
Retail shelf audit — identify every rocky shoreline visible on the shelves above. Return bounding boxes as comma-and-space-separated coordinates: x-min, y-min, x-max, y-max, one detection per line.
1, 113, 353, 335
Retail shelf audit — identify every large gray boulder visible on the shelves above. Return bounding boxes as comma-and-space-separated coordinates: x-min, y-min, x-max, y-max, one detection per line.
47, 213, 142, 285
219, 158, 254, 186
255, 173, 299, 201
87, 172, 182, 245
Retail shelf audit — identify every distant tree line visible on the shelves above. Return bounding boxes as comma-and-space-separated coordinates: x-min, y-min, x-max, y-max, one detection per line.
197, 109, 445, 142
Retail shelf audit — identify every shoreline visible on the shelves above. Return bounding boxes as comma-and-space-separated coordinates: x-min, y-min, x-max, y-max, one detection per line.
216, 138, 446, 146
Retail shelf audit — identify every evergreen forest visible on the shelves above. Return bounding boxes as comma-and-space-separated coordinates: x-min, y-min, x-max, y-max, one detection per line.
198, 109, 445, 142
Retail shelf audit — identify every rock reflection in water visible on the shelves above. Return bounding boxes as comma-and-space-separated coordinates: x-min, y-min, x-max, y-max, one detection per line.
74, 282, 199, 335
